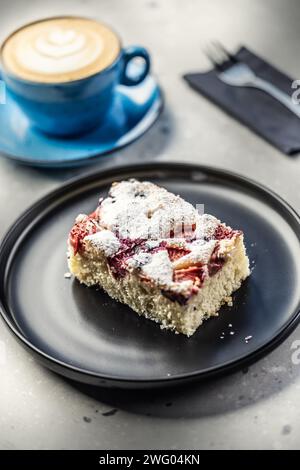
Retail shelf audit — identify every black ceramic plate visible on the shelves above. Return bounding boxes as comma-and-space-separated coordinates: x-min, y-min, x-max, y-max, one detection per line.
1, 163, 300, 389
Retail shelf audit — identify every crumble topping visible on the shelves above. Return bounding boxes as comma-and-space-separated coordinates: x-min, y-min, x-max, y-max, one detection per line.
85, 230, 120, 257
68, 179, 241, 304
194, 214, 219, 239
75, 213, 89, 223
173, 239, 217, 268
126, 252, 152, 269
99, 180, 202, 240
144, 240, 161, 250
141, 250, 173, 285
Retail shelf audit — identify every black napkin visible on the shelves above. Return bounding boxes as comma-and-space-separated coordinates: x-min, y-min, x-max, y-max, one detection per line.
184, 47, 300, 155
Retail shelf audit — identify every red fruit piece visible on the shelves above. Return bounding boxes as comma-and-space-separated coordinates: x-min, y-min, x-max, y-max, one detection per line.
174, 266, 206, 286
88, 210, 99, 220
167, 246, 191, 262
108, 238, 145, 279
207, 244, 225, 276
214, 224, 235, 240
69, 215, 98, 255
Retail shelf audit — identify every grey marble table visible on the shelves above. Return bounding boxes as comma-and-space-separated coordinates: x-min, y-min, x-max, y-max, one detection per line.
1, 0, 300, 450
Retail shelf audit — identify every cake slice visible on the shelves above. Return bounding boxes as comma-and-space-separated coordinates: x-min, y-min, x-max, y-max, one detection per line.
67, 179, 250, 336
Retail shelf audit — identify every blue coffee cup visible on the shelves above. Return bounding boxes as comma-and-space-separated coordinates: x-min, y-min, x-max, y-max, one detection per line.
0, 19, 151, 136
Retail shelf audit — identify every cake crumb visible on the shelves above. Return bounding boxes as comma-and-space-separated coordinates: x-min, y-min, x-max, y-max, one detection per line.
64, 272, 72, 279
245, 335, 253, 343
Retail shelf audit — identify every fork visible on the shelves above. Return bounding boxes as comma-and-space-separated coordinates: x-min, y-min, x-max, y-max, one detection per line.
205, 42, 300, 118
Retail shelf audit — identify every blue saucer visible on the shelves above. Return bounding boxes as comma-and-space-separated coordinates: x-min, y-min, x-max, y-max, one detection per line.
0, 76, 163, 168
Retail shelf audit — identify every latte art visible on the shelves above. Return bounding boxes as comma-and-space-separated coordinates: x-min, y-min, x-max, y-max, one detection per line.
35, 29, 88, 58
19, 28, 104, 75
1, 18, 121, 83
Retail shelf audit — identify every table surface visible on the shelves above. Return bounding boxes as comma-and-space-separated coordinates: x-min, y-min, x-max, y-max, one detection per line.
1, 0, 300, 450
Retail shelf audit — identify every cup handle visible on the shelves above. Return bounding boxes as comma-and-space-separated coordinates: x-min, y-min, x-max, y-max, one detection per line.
120, 46, 151, 86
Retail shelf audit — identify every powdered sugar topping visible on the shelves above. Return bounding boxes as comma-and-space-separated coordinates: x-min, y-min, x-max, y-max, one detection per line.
75, 213, 88, 223
99, 180, 201, 240
126, 252, 152, 269
194, 214, 220, 239
70, 180, 238, 292
85, 230, 121, 256
173, 239, 217, 268
141, 250, 173, 285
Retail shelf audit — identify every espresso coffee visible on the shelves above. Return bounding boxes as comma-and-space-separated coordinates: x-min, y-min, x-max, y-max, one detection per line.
1, 17, 121, 83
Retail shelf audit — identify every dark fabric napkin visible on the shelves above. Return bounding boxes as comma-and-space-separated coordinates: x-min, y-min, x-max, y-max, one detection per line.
184, 47, 300, 155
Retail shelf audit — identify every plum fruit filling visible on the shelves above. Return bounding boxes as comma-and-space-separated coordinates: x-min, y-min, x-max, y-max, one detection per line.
69, 213, 99, 256
107, 238, 146, 278
167, 246, 191, 261
69, 215, 231, 304
214, 224, 240, 240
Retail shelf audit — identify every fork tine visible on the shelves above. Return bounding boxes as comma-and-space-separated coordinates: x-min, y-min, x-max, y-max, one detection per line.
210, 41, 229, 64
204, 42, 236, 72
212, 41, 237, 63
204, 44, 224, 71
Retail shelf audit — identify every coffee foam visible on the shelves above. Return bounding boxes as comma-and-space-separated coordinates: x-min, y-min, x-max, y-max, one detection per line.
1, 18, 121, 83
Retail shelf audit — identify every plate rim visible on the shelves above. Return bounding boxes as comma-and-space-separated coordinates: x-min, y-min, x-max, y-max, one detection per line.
1, 161, 300, 386
0, 81, 164, 168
